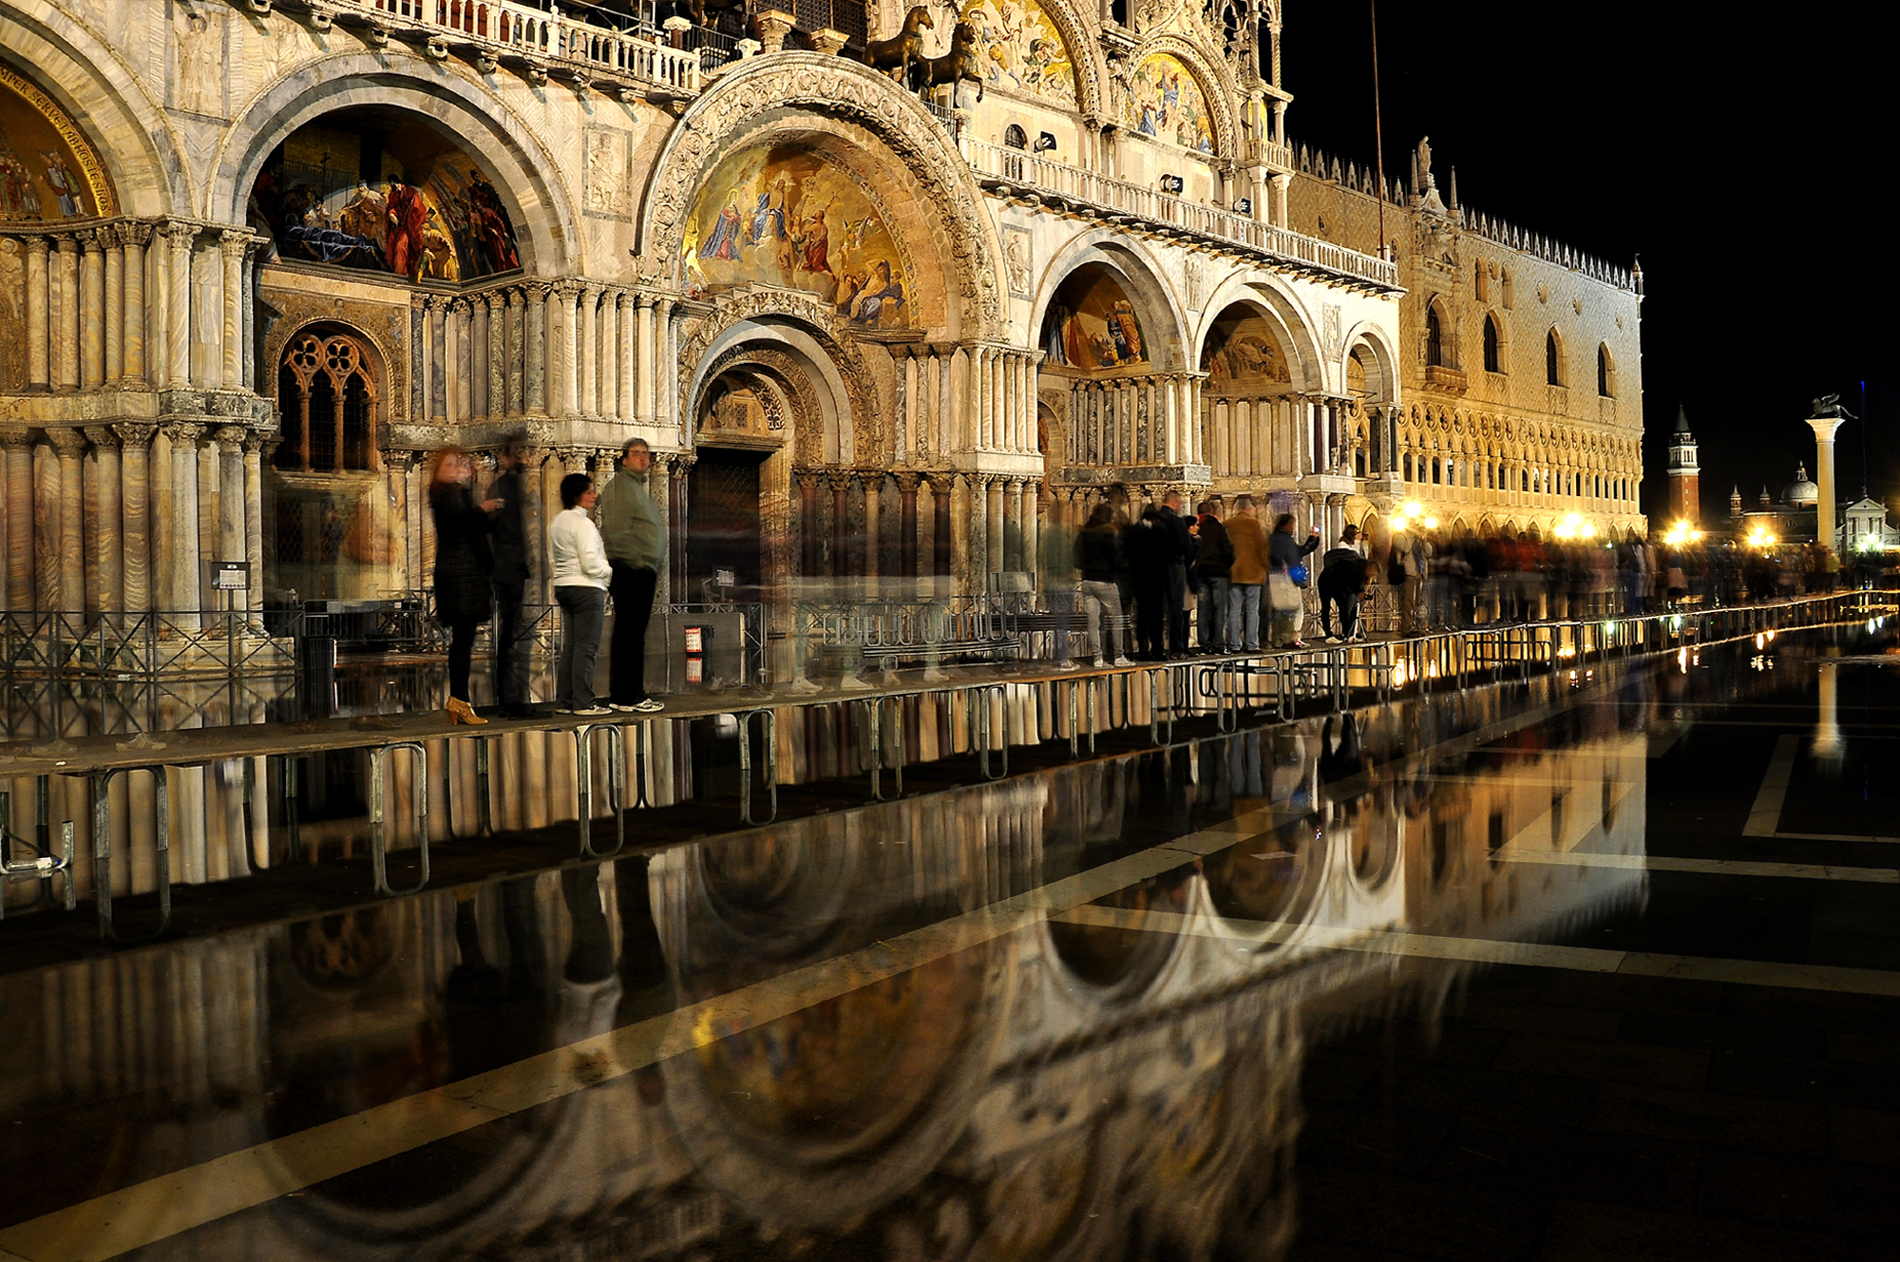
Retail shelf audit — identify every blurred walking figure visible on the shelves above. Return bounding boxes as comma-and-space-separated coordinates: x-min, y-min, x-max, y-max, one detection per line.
1318, 524, 1369, 642
1125, 506, 1171, 660
1226, 496, 1268, 652
489, 433, 533, 717
430, 446, 500, 725
1194, 500, 1234, 654
1267, 513, 1320, 649
1388, 519, 1426, 633
597, 438, 666, 715
550, 473, 612, 716
1158, 491, 1195, 656
1074, 502, 1128, 666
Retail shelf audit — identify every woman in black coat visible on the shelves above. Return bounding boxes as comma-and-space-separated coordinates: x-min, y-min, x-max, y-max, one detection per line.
430, 446, 500, 724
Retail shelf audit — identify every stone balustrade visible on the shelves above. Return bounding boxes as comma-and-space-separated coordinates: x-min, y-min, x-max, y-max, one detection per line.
963, 139, 1400, 291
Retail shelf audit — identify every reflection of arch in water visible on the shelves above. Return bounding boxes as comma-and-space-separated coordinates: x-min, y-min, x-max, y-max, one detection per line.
1200, 818, 1330, 944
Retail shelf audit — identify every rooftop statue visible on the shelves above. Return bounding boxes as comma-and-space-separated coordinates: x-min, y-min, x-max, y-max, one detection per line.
1812, 393, 1842, 418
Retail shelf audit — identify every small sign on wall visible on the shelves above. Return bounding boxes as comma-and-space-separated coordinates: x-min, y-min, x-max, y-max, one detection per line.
209, 561, 251, 591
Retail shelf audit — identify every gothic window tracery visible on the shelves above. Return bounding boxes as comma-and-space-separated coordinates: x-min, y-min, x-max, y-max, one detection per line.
275, 331, 381, 474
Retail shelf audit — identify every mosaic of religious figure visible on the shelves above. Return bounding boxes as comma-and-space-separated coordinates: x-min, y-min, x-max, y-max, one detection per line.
1120, 54, 1214, 153
1040, 269, 1148, 371
0, 61, 114, 221
684, 144, 913, 328
1203, 315, 1292, 389
934, 0, 1078, 107
251, 114, 521, 282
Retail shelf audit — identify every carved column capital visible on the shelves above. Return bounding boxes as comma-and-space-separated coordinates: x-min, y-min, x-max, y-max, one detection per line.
553, 278, 587, 298
161, 221, 200, 247
82, 425, 120, 449
525, 281, 553, 301
78, 228, 104, 255
892, 471, 921, 494
23, 234, 49, 258
120, 221, 154, 248
113, 422, 157, 451
46, 427, 89, 457
0, 424, 37, 450
383, 448, 414, 473
220, 229, 252, 258
214, 425, 248, 452
53, 233, 79, 256
162, 420, 206, 447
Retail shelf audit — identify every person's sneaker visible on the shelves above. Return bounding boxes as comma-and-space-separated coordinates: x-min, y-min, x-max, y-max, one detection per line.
1056, 660, 1079, 670
1323, 635, 1341, 644
629, 698, 665, 714
608, 702, 640, 713
571, 705, 612, 717
1092, 658, 1107, 668
1112, 657, 1134, 667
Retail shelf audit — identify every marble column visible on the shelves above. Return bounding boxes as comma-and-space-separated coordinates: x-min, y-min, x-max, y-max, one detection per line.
616, 293, 634, 421
241, 237, 260, 391
582, 285, 603, 416
48, 429, 86, 613
54, 235, 79, 391
863, 473, 881, 587
503, 289, 523, 416
384, 450, 412, 592
470, 294, 489, 420
485, 293, 505, 422
550, 283, 577, 418
198, 428, 223, 594
84, 427, 122, 613
242, 435, 264, 617
1006, 478, 1025, 572
525, 283, 548, 414
986, 476, 1005, 577
635, 296, 655, 428
165, 422, 204, 621
165, 224, 193, 390
2, 427, 35, 609
659, 297, 679, 438
103, 230, 123, 384
216, 428, 245, 582
24, 235, 49, 390
1024, 479, 1041, 580
220, 231, 246, 389
1808, 413, 1845, 554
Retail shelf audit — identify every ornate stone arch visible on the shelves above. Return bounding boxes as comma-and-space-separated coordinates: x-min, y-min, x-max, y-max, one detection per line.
1124, 33, 1239, 160
1342, 322, 1400, 406
209, 55, 580, 273
1034, 227, 1196, 371
640, 53, 1003, 338
0, 4, 187, 216
1192, 269, 1325, 391
679, 293, 880, 466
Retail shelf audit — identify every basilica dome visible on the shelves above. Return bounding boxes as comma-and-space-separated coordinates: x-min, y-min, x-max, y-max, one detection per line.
1782, 464, 1819, 506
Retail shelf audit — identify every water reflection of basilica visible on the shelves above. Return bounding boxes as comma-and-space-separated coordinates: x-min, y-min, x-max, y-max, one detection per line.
0, 673, 1657, 1261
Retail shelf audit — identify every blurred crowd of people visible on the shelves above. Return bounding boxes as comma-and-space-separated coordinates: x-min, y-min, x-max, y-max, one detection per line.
1050, 504, 1876, 664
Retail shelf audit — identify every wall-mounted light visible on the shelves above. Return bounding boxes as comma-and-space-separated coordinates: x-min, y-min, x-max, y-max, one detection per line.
1035, 132, 1057, 152
1159, 174, 1184, 195
1232, 197, 1252, 215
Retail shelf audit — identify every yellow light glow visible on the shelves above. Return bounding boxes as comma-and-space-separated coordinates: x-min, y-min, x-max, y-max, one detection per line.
1401, 500, 1424, 518
1391, 516, 1409, 533
1423, 516, 1439, 529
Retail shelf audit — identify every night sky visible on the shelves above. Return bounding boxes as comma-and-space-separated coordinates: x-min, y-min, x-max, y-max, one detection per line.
1279, 1, 1897, 523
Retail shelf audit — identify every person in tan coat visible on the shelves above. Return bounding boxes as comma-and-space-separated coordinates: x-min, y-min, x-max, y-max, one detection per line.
1225, 496, 1270, 652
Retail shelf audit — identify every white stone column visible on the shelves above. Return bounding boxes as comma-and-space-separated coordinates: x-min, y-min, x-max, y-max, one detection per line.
503, 289, 523, 416
550, 282, 577, 417
1808, 414, 1845, 555
166, 422, 204, 622
484, 292, 504, 421
165, 224, 192, 390
615, 292, 633, 420
574, 284, 597, 416
634, 295, 655, 428
986, 476, 1004, 576
242, 435, 264, 617
524, 283, 547, 415
220, 231, 246, 389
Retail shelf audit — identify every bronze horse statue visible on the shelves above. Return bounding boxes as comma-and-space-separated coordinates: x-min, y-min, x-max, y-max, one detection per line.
861, 6, 934, 84
912, 17, 984, 106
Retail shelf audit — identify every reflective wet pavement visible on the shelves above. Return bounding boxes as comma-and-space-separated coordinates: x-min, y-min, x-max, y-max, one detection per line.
2, 620, 1898, 1261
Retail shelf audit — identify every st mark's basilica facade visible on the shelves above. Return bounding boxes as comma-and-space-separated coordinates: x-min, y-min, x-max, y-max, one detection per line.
0, 0, 1645, 637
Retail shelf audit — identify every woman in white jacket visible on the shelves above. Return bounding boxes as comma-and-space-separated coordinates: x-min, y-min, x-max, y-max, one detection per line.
549, 472, 613, 715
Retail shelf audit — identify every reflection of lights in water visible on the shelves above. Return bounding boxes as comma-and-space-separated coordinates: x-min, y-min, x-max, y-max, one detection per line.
1750, 655, 1774, 672
1755, 633, 1765, 650
1677, 647, 1689, 674
1556, 646, 1576, 658
1670, 615, 1682, 632
1427, 662, 1440, 678
1391, 659, 1409, 686
1767, 628, 1776, 642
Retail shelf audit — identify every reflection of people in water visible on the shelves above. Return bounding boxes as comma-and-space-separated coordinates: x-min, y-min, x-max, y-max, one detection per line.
698, 194, 744, 262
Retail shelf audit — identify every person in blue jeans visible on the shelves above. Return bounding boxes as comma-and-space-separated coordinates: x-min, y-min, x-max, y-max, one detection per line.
549, 473, 612, 716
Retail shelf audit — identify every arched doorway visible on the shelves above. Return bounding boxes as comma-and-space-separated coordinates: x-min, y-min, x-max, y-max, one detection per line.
268, 325, 390, 601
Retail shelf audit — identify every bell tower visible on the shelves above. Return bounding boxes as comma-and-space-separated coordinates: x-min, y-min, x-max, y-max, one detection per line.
1667, 404, 1700, 524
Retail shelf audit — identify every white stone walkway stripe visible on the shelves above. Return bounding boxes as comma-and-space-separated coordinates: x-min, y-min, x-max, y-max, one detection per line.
1744, 733, 1802, 836
1494, 850, 1899, 884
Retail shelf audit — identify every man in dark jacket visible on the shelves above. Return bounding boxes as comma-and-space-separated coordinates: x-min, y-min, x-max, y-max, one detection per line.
1124, 507, 1171, 660
1318, 524, 1369, 642
1194, 501, 1234, 653
488, 434, 533, 716
1157, 491, 1196, 656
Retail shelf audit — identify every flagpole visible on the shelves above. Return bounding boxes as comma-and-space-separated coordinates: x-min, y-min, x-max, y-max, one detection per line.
1370, 0, 1387, 259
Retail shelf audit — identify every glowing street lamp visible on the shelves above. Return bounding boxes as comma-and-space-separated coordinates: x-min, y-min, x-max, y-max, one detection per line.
1746, 525, 1777, 550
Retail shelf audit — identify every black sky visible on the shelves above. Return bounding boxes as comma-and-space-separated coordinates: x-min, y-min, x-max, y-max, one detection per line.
1278, 1, 1898, 521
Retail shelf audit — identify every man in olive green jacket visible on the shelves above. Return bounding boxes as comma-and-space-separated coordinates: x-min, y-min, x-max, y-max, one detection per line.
595, 437, 667, 713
